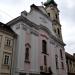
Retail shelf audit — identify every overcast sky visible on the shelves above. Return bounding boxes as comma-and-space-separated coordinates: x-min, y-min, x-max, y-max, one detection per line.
0, 0, 75, 54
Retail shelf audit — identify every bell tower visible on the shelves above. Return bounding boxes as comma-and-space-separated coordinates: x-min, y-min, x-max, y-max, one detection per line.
44, 0, 62, 40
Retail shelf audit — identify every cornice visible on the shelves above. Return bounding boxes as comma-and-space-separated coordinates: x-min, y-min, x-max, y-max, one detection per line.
7, 16, 65, 46
30, 28, 39, 36
0, 29, 16, 38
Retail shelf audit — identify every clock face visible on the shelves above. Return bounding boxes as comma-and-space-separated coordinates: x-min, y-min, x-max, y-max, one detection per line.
40, 17, 47, 23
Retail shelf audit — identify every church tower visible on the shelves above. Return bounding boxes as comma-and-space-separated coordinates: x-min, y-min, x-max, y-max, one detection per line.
44, 0, 62, 39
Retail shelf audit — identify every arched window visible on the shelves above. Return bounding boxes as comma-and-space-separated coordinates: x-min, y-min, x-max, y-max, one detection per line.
25, 43, 31, 63
42, 40, 47, 54
25, 47, 29, 61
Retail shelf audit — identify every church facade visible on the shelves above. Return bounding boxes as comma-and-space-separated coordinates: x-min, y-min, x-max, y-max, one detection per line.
7, 0, 67, 75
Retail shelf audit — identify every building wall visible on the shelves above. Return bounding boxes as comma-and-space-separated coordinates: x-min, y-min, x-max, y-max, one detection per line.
66, 52, 75, 75
0, 31, 15, 75
11, 20, 67, 75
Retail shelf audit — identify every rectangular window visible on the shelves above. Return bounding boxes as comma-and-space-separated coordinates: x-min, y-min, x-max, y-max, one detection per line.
42, 40, 47, 54
40, 66, 43, 71
44, 55, 47, 65
0, 35, 2, 47
5, 37, 13, 47
61, 62, 64, 69
4, 55, 10, 65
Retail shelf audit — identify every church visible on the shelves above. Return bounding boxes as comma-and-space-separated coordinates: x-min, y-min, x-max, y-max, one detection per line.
7, 0, 67, 75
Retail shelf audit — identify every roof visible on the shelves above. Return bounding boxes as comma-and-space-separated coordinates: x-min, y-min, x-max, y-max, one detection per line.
0, 22, 16, 37
65, 52, 75, 61
7, 16, 39, 29
44, 0, 57, 6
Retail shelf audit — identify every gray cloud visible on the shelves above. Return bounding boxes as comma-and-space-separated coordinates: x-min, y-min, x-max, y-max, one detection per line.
57, 0, 75, 54
0, 0, 75, 54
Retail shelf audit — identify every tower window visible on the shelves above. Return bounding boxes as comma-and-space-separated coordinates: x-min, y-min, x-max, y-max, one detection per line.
42, 40, 47, 54
55, 14, 58, 19
57, 28, 60, 36
48, 13, 50, 17
54, 29, 56, 33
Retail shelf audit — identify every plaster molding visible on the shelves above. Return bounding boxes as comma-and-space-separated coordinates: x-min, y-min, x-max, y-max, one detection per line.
40, 34, 49, 39
39, 17, 47, 23
15, 24, 20, 29
30, 28, 39, 36
21, 23, 28, 31
50, 39, 55, 45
